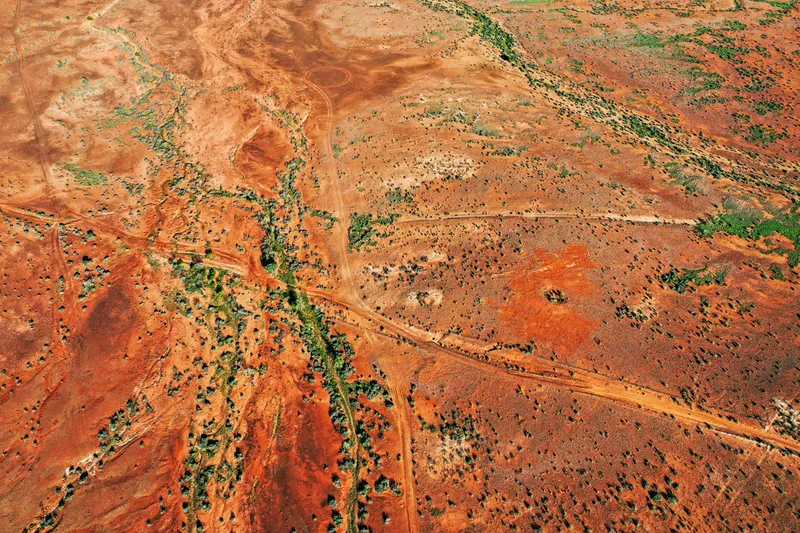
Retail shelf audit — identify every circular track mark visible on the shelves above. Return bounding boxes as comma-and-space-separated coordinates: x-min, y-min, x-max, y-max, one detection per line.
306, 66, 352, 88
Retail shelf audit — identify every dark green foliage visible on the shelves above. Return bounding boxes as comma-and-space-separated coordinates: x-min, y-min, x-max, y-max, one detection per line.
278, 157, 304, 203
661, 267, 728, 293
704, 43, 748, 60
437, 410, 482, 442
487, 145, 527, 156
753, 100, 784, 115
311, 209, 338, 230
544, 288, 568, 304
422, 0, 519, 65
347, 213, 399, 250
353, 379, 389, 400
697, 202, 800, 267
374, 475, 391, 494
623, 115, 676, 149
684, 67, 724, 94
386, 188, 415, 204
171, 259, 223, 294
632, 33, 665, 48
348, 213, 376, 249
616, 304, 653, 324
226, 168, 366, 533
744, 124, 786, 145
692, 156, 800, 197
770, 263, 786, 280
757, 0, 797, 25
470, 10, 518, 63
723, 20, 747, 31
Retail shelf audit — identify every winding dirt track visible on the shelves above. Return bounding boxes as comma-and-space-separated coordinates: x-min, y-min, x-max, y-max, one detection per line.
304, 67, 444, 532
294, 69, 796, 470
303, 72, 358, 297
299, 284, 800, 454
254, 56, 800, 462
6, 193, 794, 457
304, 70, 424, 533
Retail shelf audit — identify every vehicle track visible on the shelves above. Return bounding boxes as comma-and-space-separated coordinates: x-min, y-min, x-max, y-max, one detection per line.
23, 190, 793, 455
285, 78, 785, 452
393, 211, 698, 226
306, 66, 352, 88
299, 284, 800, 454
303, 68, 424, 533
303, 71, 358, 299
12, 0, 58, 207
388, 384, 419, 533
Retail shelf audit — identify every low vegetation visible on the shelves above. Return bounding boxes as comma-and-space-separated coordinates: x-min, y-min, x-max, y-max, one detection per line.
661, 266, 728, 293
697, 199, 800, 267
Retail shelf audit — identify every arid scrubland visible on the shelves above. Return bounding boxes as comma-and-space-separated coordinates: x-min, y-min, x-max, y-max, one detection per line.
1, 0, 798, 531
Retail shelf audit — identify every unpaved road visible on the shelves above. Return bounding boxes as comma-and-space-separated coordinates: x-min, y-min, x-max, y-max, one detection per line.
305, 70, 426, 533
394, 211, 698, 226
21, 184, 789, 456
388, 384, 419, 533
300, 284, 800, 454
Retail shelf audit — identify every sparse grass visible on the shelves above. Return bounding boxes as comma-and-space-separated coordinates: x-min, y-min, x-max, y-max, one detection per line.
62, 163, 107, 186
723, 20, 747, 31
509, 0, 550, 5
684, 67, 724, 95
472, 121, 501, 137
758, 0, 797, 25
692, 156, 800, 197
632, 33, 665, 49
665, 163, 702, 195
624, 115, 677, 150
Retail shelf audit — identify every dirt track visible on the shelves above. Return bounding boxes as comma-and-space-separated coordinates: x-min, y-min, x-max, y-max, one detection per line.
394, 211, 698, 226
4, 0, 799, 530
300, 284, 800, 454
388, 384, 420, 533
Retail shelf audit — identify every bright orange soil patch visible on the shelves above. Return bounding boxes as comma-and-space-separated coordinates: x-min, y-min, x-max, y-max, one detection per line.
494, 244, 599, 356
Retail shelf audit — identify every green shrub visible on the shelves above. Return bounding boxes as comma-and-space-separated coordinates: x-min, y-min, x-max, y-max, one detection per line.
697, 201, 800, 267
63, 163, 107, 186
661, 267, 728, 293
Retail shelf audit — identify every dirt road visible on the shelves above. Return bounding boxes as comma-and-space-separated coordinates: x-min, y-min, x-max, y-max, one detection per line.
300, 285, 800, 454
394, 211, 698, 226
